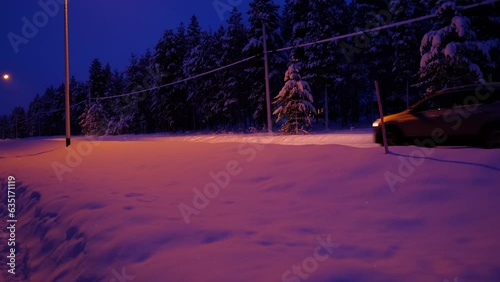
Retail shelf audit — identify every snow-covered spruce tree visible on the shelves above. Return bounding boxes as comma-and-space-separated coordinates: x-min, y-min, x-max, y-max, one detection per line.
183, 28, 224, 129
418, 1, 498, 93
39, 86, 65, 135
219, 8, 248, 128
152, 24, 189, 132
9, 107, 27, 138
283, 0, 309, 61
195, 29, 226, 128
304, 0, 348, 83
106, 67, 133, 135
87, 59, 117, 133
88, 59, 107, 98
304, 0, 348, 125
26, 94, 43, 137
114, 50, 156, 134
69, 77, 88, 135
79, 99, 108, 136
273, 57, 316, 134
0, 115, 8, 139
182, 16, 208, 130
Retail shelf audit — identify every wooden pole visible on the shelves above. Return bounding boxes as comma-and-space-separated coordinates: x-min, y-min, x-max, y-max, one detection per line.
375, 81, 389, 154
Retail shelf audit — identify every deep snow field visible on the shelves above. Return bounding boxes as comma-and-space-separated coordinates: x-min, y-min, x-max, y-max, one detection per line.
1, 130, 500, 282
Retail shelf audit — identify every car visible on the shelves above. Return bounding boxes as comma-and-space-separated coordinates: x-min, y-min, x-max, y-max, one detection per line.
373, 83, 500, 148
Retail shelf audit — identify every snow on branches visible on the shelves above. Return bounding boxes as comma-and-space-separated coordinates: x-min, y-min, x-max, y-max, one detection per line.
418, 1, 498, 93
273, 57, 316, 134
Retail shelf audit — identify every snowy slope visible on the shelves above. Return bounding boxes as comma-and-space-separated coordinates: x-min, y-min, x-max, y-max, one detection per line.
1, 132, 500, 282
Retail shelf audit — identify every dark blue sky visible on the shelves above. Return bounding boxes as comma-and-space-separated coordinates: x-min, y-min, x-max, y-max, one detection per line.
0, 0, 285, 116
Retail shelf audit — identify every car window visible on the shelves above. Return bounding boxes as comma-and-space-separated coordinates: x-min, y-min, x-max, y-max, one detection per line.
413, 99, 433, 112
450, 91, 481, 107
411, 86, 500, 112
413, 94, 452, 112
483, 87, 500, 104
451, 87, 500, 106
435, 94, 455, 109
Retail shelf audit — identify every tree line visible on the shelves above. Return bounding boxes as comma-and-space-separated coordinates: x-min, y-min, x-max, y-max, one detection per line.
1, 0, 498, 138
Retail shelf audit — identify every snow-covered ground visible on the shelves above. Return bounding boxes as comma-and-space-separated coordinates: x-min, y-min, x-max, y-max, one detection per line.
1, 131, 500, 282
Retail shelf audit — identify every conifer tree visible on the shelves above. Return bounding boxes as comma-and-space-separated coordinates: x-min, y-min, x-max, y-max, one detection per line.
79, 99, 108, 136
273, 57, 316, 134
220, 8, 248, 128
417, 0, 498, 93
152, 23, 191, 132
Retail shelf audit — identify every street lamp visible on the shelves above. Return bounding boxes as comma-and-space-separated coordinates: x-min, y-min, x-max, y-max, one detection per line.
2, 74, 10, 80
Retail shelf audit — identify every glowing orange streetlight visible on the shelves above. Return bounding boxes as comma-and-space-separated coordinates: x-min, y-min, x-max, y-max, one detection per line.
2, 74, 9, 80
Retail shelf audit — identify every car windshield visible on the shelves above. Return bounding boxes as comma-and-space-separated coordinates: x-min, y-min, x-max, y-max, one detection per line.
409, 94, 453, 112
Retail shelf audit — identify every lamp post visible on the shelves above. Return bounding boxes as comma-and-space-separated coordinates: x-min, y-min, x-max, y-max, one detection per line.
64, 0, 71, 147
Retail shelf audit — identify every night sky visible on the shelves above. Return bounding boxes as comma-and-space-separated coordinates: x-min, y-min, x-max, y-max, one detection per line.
0, 0, 283, 116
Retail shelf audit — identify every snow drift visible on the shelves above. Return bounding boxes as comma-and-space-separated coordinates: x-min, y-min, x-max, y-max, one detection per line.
1, 132, 500, 282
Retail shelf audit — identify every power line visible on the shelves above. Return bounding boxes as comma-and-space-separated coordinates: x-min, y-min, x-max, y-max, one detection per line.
38, 100, 86, 115
97, 54, 259, 100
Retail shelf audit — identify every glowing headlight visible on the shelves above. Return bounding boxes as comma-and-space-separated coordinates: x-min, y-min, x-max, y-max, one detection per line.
372, 119, 380, 127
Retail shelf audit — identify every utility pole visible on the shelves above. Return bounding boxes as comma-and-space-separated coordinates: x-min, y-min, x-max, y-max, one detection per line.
261, 20, 272, 133
64, 0, 71, 147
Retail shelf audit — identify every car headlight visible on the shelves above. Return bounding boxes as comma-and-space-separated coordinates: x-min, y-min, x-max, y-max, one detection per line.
372, 119, 380, 127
